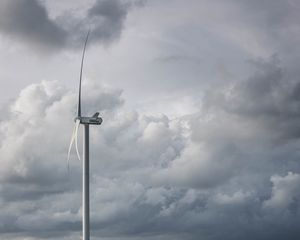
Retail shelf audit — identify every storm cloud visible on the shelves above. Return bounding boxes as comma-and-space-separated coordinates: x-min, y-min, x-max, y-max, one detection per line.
0, 0, 137, 52
1, 0, 300, 239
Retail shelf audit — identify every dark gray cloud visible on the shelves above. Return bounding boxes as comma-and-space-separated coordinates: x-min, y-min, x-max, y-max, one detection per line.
0, 0, 138, 52
204, 55, 300, 142
88, 0, 128, 44
0, 0, 66, 51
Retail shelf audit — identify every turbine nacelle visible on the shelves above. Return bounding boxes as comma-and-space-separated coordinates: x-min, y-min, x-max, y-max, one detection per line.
75, 112, 103, 125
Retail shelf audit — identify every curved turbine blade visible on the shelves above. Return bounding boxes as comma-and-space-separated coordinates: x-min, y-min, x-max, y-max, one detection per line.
67, 123, 76, 167
67, 119, 81, 171
78, 30, 90, 118
74, 119, 81, 161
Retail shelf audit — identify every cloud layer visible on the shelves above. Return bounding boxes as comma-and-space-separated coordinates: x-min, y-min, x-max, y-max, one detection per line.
0, 74, 300, 239
0, 0, 300, 239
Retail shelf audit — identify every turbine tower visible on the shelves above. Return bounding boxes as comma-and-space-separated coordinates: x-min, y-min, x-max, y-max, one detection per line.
68, 30, 102, 240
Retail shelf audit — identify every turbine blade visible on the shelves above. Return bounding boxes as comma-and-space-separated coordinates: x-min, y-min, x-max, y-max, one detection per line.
67, 123, 77, 171
78, 30, 90, 118
67, 119, 81, 173
74, 119, 81, 161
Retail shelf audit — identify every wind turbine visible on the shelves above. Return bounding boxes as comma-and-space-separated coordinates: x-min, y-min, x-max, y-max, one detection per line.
68, 30, 103, 240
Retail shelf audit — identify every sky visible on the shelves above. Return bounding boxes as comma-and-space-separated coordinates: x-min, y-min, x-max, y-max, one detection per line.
0, 0, 300, 239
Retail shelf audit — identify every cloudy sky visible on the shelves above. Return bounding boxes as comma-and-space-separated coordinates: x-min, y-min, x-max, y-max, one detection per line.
0, 0, 300, 239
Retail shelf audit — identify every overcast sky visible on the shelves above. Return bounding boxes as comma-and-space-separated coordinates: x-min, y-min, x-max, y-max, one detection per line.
0, 0, 300, 239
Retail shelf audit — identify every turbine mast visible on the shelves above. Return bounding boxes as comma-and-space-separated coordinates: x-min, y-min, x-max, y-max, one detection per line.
83, 124, 90, 240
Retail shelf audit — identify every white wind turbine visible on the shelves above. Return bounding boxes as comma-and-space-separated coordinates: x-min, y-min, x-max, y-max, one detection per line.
68, 30, 103, 240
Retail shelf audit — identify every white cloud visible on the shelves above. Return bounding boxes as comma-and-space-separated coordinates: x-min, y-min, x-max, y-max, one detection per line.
264, 172, 300, 210
214, 190, 252, 205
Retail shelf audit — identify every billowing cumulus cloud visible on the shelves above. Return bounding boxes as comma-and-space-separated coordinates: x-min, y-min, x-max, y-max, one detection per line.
0, 76, 300, 240
264, 172, 300, 210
